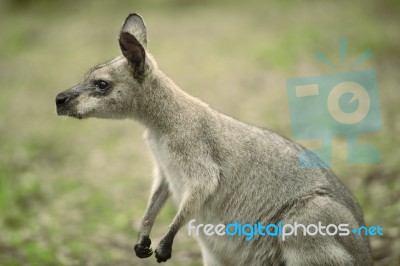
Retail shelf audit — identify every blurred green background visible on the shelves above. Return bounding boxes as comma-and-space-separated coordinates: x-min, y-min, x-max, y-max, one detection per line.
0, 0, 399, 265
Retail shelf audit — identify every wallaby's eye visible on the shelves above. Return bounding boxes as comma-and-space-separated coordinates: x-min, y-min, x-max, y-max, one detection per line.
94, 80, 109, 91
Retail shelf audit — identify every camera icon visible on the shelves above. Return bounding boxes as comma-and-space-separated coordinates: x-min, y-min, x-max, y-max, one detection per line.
287, 69, 382, 168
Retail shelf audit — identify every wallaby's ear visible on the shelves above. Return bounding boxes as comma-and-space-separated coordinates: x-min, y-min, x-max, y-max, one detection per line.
119, 14, 147, 79
119, 31, 146, 78
121, 13, 147, 48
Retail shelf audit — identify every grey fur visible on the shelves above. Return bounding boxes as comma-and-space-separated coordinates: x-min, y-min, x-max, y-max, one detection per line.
122, 13, 147, 48
56, 13, 373, 266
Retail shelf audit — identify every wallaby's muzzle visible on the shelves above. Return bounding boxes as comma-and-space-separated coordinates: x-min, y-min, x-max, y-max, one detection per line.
55, 85, 82, 118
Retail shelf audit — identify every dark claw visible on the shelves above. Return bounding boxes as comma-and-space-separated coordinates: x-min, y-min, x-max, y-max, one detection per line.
135, 244, 153, 258
155, 242, 172, 263
134, 236, 153, 258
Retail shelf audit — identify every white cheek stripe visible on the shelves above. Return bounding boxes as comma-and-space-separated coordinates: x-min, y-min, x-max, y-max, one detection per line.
77, 97, 100, 114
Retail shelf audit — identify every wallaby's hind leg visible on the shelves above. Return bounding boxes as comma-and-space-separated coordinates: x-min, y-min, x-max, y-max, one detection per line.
282, 196, 372, 266
283, 242, 355, 266
197, 237, 221, 266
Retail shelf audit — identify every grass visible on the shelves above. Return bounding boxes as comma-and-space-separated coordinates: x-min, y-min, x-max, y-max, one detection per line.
0, 0, 399, 265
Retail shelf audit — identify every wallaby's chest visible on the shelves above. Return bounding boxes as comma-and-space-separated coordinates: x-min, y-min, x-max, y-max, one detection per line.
146, 134, 187, 204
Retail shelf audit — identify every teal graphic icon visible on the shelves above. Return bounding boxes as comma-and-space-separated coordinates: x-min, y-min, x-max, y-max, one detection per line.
286, 40, 382, 168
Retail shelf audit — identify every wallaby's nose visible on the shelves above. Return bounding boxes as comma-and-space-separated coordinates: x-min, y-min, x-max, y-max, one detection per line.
56, 93, 69, 107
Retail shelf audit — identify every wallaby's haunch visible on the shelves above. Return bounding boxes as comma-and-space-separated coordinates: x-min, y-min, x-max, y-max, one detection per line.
56, 14, 372, 265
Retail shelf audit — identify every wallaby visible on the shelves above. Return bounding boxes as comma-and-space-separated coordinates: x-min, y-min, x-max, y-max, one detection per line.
56, 13, 373, 266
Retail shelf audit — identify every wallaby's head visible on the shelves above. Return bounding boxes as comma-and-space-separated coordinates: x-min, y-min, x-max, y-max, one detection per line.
56, 14, 152, 119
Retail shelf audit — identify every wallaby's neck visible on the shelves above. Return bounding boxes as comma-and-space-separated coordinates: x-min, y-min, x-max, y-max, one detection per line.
134, 69, 207, 135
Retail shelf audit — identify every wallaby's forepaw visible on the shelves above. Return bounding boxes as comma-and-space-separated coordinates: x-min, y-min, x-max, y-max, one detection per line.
155, 240, 172, 263
134, 236, 153, 258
